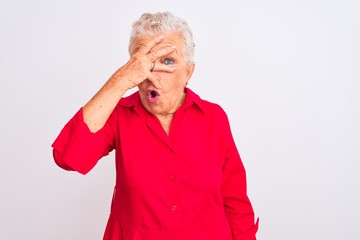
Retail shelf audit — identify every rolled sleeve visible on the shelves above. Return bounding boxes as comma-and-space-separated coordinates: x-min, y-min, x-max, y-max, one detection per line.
52, 108, 115, 174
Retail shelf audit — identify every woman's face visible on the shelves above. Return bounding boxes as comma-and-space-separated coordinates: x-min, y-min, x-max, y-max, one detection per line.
134, 32, 195, 116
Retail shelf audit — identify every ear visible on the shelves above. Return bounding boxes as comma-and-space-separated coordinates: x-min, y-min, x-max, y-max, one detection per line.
185, 62, 195, 81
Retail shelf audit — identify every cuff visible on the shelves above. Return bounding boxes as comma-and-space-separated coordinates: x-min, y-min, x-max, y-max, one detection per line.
233, 218, 259, 240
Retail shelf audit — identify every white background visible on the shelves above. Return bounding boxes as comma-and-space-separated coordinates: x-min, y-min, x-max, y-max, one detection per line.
1, 0, 359, 239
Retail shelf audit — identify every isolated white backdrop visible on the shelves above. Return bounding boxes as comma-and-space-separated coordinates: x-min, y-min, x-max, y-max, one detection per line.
1, 0, 359, 239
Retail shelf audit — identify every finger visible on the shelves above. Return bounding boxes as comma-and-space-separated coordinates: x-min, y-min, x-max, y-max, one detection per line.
148, 45, 176, 62
146, 74, 162, 90
137, 35, 164, 54
152, 63, 176, 73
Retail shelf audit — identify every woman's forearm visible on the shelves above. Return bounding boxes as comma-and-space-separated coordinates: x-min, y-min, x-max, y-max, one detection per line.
83, 73, 129, 133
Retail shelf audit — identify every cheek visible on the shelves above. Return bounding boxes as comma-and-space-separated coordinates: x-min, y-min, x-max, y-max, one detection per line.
161, 70, 187, 86
160, 75, 183, 92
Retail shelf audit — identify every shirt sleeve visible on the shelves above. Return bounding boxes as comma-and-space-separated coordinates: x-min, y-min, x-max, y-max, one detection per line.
51, 108, 116, 175
220, 110, 259, 240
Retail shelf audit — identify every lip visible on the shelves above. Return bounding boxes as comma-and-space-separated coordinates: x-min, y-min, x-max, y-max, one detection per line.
146, 89, 160, 103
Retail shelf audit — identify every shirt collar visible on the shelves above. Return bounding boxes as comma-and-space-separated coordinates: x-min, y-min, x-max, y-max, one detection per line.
118, 88, 206, 113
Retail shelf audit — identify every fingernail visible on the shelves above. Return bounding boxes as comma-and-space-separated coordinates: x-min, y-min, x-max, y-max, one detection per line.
171, 67, 176, 71
157, 35, 164, 40
171, 45, 176, 49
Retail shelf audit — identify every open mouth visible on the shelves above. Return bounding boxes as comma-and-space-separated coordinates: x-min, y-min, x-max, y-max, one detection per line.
146, 89, 160, 103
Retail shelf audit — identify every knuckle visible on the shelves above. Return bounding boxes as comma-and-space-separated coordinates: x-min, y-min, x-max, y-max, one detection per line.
131, 53, 140, 61
148, 50, 157, 58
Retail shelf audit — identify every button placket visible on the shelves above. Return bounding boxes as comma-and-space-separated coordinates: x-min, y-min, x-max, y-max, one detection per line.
169, 173, 178, 213
169, 151, 181, 217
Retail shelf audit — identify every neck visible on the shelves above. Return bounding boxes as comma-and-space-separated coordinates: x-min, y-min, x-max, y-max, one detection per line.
156, 113, 174, 135
156, 92, 186, 135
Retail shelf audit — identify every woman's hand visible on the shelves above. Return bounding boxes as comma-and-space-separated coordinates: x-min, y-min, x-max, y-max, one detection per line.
83, 35, 176, 133
110, 35, 176, 90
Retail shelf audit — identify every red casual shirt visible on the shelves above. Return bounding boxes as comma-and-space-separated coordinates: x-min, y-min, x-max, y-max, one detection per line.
52, 89, 258, 240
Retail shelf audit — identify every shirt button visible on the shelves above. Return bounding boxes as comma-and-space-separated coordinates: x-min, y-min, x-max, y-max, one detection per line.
171, 205, 178, 211
171, 175, 176, 181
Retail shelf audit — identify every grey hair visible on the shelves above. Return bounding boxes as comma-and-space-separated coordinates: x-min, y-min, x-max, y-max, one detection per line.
128, 11, 195, 62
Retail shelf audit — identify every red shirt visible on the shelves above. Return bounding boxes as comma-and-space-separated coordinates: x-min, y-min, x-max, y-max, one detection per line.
52, 89, 258, 240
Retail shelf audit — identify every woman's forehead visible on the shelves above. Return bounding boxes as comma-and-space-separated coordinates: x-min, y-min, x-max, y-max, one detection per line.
134, 32, 184, 50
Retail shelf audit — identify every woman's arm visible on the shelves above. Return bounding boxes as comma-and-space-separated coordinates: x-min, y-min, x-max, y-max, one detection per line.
220, 111, 259, 240
52, 35, 176, 173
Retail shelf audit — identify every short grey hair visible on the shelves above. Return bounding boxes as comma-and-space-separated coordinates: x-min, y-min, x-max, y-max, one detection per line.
129, 11, 195, 62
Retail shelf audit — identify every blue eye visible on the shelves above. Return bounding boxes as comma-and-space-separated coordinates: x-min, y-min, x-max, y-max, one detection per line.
163, 58, 174, 65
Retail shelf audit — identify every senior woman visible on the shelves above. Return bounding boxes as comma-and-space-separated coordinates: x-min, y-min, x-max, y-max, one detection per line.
52, 12, 258, 240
